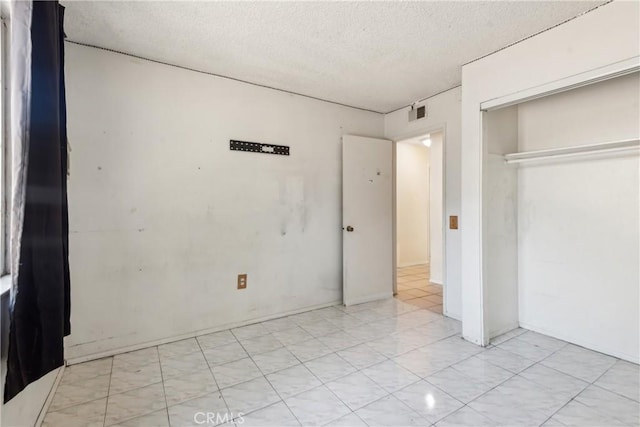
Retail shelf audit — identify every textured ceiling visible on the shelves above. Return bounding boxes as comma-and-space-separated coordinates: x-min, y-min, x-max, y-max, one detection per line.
62, 1, 606, 113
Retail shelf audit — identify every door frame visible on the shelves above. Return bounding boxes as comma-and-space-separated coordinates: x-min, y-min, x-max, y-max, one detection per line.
392, 123, 448, 314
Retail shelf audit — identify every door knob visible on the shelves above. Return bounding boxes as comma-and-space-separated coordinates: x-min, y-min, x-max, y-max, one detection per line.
346, 226, 354, 232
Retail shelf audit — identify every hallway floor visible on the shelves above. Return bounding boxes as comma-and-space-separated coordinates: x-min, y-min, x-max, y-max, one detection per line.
44, 299, 639, 427
396, 264, 443, 314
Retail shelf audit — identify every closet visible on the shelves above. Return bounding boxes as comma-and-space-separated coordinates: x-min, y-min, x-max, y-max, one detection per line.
482, 72, 640, 362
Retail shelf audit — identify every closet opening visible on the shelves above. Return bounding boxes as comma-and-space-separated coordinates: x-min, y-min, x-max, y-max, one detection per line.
394, 131, 445, 315
482, 71, 639, 361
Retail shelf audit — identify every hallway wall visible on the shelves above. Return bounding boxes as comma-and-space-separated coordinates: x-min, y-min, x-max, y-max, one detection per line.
428, 132, 444, 284
396, 141, 430, 267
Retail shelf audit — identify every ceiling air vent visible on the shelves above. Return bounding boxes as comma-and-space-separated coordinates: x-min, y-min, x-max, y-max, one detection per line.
409, 104, 426, 121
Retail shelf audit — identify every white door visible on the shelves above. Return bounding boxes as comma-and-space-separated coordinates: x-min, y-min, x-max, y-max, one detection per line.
342, 135, 393, 306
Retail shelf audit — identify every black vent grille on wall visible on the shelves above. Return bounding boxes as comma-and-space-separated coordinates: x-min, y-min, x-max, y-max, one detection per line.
409, 104, 427, 122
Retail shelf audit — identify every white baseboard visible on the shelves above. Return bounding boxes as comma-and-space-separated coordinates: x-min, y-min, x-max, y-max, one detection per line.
65, 300, 342, 366
519, 321, 640, 364
344, 292, 393, 307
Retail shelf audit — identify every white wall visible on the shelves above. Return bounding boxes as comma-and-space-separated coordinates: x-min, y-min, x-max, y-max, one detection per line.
428, 132, 443, 284
385, 87, 462, 319
461, 0, 640, 346
396, 141, 430, 267
517, 73, 639, 151
64, 43, 383, 361
516, 73, 639, 362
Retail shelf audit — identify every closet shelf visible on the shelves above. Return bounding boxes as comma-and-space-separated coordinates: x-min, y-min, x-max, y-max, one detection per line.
504, 138, 640, 165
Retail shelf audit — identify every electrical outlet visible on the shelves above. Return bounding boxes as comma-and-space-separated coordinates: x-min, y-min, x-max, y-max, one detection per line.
449, 216, 459, 230
237, 274, 247, 289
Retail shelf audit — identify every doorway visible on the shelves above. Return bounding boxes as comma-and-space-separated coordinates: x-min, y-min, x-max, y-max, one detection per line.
394, 132, 444, 314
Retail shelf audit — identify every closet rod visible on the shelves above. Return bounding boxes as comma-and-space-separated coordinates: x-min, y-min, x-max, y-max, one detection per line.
504, 138, 640, 165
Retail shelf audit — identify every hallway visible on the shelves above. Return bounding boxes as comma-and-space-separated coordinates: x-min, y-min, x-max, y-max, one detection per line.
395, 264, 443, 314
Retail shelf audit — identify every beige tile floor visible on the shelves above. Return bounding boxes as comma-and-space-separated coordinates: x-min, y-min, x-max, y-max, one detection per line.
43, 298, 639, 427
396, 264, 442, 314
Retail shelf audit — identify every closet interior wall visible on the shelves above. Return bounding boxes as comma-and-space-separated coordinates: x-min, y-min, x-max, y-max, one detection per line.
483, 106, 519, 339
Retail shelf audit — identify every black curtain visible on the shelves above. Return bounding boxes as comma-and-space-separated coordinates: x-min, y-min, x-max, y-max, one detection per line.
4, 1, 70, 402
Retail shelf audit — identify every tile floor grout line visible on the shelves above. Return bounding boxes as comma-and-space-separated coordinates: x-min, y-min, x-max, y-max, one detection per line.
407, 373, 470, 424
378, 327, 468, 363
412, 347, 511, 419
246, 336, 334, 423
43, 368, 113, 421
447, 361, 515, 391
229, 303, 436, 424
432, 335, 551, 425
228, 327, 289, 421
587, 373, 639, 402
265, 365, 348, 426
44, 394, 112, 416
206, 328, 363, 389
490, 336, 560, 366
455, 368, 535, 426
570, 382, 640, 424
348, 411, 369, 426
479, 331, 630, 400
356, 389, 427, 425
101, 357, 114, 427
195, 335, 233, 427
46, 295, 637, 427
545, 361, 629, 426
601, 380, 640, 402
497, 334, 621, 387
309, 353, 382, 416
536, 354, 600, 386
49, 360, 111, 387
466, 335, 613, 427
43, 373, 113, 415
156, 346, 172, 427
476, 334, 621, 400
235, 323, 362, 426
50, 378, 167, 418
538, 397, 575, 427
103, 385, 167, 425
